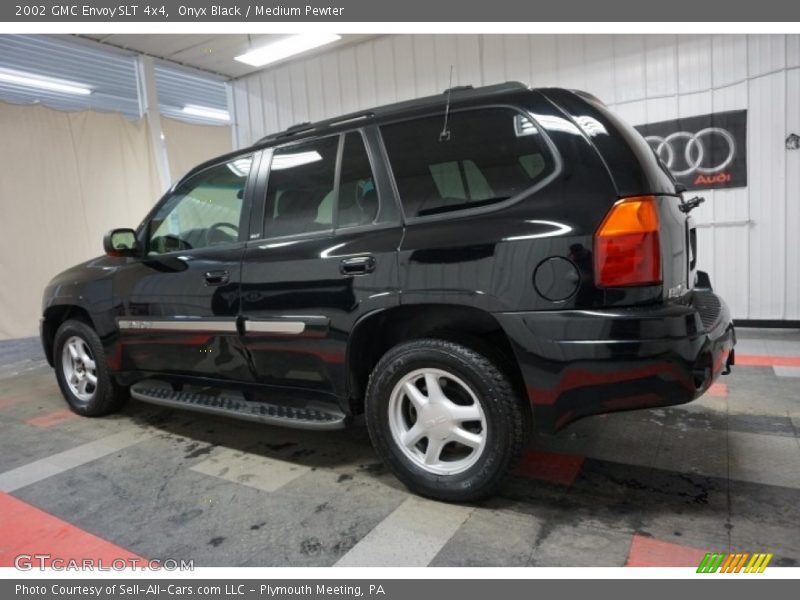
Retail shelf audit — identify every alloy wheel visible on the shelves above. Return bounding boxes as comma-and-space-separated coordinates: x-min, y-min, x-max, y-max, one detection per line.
61, 335, 98, 402
387, 368, 487, 475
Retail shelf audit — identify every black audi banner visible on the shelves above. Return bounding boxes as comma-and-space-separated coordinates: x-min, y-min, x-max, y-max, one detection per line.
635, 109, 748, 191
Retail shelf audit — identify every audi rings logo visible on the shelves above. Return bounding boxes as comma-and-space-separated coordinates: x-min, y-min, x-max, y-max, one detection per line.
635, 110, 747, 191
645, 128, 736, 177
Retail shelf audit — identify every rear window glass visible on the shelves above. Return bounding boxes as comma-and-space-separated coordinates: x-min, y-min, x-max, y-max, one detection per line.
381, 108, 555, 218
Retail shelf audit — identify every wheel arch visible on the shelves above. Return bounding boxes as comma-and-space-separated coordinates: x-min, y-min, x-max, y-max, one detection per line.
345, 304, 528, 417
41, 304, 96, 366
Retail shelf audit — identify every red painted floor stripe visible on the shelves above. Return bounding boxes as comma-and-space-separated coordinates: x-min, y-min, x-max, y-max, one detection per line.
0, 492, 145, 567
707, 383, 728, 397
0, 386, 61, 410
26, 408, 78, 428
516, 450, 585, 486
736, 354, 800, 367
625, 534, 709, 567
0, 397, 19, 410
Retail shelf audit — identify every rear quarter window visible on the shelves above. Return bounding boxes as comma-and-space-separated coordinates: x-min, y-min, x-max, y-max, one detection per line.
381, 107, 555, 219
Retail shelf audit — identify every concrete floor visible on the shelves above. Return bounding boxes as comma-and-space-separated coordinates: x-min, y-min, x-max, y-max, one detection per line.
0, 328, 799, 568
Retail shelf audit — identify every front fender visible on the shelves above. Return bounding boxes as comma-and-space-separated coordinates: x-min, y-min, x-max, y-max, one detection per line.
41, 256, 122, 365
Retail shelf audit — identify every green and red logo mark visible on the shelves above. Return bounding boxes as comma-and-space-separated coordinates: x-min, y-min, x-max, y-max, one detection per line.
697, 552, 773, 573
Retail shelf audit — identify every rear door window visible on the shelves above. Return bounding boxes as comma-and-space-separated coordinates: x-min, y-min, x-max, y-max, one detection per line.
380, 108, 555, 218
337, 132, 379, 228
264, 136, 339, 238
262, 131, 382, 238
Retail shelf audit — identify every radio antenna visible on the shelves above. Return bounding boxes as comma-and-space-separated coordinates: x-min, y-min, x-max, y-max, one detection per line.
439, 65, 454, 142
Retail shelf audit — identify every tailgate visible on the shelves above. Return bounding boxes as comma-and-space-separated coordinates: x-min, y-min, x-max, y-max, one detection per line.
657, 194, 694, 301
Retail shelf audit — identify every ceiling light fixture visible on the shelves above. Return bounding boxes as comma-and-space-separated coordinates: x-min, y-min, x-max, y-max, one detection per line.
182, 104, 231, 122
234, 33, 342, 68
0, 68, 91, 95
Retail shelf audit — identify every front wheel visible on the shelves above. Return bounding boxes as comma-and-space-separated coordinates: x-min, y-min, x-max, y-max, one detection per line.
365, 339, 527, 502
53, 319, 127, 416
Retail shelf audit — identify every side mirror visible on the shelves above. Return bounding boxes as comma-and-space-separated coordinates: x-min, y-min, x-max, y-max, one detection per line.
103, 228, 140, 257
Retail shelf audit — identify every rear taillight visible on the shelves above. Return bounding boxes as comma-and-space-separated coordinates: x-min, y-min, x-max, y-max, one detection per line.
594, 195, 662, 287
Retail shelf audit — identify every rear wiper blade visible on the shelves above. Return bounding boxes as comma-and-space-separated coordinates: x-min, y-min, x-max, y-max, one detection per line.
679, 195, 705, 213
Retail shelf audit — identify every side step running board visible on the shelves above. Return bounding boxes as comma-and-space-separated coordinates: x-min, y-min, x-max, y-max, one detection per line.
130, 381, 346, 430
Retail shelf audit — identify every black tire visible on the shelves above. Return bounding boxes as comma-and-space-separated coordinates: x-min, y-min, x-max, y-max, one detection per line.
53, 319, 127, 417
365, 338, 527, 502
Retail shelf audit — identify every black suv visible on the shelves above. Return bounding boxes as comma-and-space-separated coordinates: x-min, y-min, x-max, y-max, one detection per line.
41, 83, 735, 501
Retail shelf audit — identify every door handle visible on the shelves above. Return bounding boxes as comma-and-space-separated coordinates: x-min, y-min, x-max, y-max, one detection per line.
339, 255, 376, 276
204, 270, 230, 286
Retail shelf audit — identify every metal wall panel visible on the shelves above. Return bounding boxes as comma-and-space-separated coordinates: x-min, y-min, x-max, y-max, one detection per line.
748, 72, 787, 319
481, 35, 505, 85
787, 69, 800, 320
374, 37, 396, 106
748, 34, 786, 78
584, 36, 616, 104
614, 36, 647, 103
338, 46, 360, 116
678, 35, 713, 94
392, 36, 417, 101
789, 35, 800, 69
556, 36, 585, 90
231, 34, 800, 321
709, 81, 751, 320
712, 35, 748, 88
645, 35, 678, 98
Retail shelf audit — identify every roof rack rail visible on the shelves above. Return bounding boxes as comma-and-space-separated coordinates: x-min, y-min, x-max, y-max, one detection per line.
327, 113, 374, 127
276, 121, 314, 138
443, 84, 474, 94
254, 82, 531, 146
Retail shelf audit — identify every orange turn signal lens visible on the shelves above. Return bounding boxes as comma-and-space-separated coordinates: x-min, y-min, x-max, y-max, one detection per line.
594, 196, 662, 288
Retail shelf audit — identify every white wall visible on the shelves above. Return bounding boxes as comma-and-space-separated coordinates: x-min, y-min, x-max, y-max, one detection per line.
231, 34, 800, 322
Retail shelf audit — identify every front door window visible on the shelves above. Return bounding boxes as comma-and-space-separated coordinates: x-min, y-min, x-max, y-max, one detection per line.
148, 155, 253, 254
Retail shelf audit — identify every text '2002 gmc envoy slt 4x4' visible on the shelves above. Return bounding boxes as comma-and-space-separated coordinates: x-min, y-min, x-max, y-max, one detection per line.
41, 83, 735, 501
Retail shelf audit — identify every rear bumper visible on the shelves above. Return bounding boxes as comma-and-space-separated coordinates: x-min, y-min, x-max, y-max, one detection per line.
494, 290, 735, 432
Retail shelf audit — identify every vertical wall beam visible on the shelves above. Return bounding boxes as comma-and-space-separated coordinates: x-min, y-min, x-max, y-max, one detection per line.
136, 55, 172, 191
225, 80, 240, 150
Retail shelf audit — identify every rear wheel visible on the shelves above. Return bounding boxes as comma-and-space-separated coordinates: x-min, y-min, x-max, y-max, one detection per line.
365, 338, 527, 502
54, 319, 127, 416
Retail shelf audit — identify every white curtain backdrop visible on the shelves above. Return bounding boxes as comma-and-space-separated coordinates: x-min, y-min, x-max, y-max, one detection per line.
0, 102, 231, 340
162, 116, 232, 183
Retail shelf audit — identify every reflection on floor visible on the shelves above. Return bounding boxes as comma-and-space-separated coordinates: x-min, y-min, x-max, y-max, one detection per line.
0, 328, 798, 567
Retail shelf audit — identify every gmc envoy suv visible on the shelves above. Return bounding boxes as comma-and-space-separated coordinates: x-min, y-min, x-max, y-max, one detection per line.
41, 83, 735, 501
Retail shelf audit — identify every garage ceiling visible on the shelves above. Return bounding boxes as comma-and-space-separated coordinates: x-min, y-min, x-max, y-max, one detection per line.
78, 34, 371, 80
